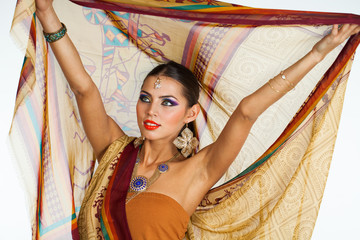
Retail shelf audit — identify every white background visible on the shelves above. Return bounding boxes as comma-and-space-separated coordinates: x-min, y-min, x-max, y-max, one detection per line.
0, 0, 359, 239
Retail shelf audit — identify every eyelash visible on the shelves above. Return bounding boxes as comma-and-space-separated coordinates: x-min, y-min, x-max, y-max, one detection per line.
139, 94, 150, 103
139, 94, 178, 106
162, 99, 178, 106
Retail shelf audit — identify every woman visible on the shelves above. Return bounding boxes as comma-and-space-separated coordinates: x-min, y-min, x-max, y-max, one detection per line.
35, 0, 360, 239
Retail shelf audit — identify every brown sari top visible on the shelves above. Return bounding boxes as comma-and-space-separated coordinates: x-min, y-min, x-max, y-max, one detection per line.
126, 192, 190, 239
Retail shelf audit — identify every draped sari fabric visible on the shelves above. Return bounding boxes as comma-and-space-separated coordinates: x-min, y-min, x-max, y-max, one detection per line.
9, 0, 360, 239
100, 139, 137, 239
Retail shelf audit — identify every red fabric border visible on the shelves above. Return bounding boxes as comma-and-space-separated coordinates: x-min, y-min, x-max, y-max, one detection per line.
70, 0, 360, 25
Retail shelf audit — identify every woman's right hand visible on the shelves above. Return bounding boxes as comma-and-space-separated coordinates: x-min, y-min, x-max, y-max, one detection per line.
35, 0, 60, 33
34, 0, 125, 160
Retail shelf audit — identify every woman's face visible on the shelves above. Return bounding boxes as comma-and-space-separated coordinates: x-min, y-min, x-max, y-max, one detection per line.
136, 75, 195, 142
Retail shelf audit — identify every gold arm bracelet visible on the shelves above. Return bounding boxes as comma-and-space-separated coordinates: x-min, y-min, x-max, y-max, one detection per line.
267, 79, 287, 94
280, 71, 295, 90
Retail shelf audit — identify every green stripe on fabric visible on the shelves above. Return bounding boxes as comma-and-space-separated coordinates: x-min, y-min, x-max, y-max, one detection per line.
100, 216, 110, 240
163, 5, 223, 11
222, 144, 284, 185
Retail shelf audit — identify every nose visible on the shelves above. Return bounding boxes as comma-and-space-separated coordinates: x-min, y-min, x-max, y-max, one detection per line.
147, 102, 158, 117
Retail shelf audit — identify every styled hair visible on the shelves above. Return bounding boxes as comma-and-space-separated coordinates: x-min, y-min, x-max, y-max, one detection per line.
145, 60, 200, 107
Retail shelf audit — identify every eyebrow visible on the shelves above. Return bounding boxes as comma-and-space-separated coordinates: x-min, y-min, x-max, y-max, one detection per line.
140, 90, 179, 101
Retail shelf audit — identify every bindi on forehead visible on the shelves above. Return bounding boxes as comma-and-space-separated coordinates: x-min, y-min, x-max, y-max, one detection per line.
154, 77, 161, 89
153, 75, 171, 90
143, 76, 183, 95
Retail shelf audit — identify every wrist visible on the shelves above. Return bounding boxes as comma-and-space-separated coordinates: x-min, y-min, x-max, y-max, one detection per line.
35, 5, 54, 19
309, 48, 325, 64
36, 6, 62, 33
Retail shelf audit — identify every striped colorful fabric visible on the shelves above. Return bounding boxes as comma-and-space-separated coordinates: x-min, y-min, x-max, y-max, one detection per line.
9, 0, 360, 239
100, 141, 138, 239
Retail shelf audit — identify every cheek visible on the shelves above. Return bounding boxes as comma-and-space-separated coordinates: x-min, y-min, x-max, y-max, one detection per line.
136, 100, 141, 115
136, 99, 149, 113
136, 101, 144, 124
161, 108, 186, 127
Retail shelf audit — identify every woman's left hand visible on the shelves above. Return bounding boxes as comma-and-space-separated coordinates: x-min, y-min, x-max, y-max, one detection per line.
312, 24, 360, 62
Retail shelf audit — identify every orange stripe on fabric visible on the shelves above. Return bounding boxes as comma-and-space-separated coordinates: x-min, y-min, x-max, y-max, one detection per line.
36, 15, 46, 239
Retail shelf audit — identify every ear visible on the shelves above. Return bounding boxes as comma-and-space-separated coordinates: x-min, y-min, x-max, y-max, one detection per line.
185, 103, 200, 123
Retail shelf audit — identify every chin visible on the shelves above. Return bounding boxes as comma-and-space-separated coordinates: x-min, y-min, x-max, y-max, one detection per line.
140, 130, 175, 143
139, 129, 159, 140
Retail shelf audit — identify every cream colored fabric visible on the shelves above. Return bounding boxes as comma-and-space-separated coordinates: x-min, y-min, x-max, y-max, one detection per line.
197, 25, 344, 187
186, 61, 352, 239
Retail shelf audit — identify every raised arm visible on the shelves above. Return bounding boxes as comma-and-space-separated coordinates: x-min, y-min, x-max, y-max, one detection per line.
35, 0, 124, 160
202, 24, 360, 185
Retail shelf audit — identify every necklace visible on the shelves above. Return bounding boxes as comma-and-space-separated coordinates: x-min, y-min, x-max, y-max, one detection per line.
129, 149, 180, 193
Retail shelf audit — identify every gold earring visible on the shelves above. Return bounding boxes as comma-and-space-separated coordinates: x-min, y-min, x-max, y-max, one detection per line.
173, 123, 199, 157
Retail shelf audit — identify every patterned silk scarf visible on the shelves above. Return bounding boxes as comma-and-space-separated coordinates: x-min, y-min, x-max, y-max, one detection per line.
9, 0, 360, 239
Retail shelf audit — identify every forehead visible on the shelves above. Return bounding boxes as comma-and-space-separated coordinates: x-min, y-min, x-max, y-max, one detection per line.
142, 75, 184, 97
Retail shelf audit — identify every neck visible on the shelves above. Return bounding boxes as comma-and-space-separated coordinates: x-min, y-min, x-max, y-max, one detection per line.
140, 139, 179, 167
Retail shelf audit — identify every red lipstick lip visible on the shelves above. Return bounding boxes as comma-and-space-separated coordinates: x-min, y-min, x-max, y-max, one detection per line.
143, 120, 160, 130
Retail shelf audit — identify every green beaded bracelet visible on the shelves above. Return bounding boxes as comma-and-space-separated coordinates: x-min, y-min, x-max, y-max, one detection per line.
43, 23, 67, 43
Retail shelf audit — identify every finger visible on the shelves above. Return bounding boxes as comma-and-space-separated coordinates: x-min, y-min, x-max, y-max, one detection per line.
349, 25, 360, 36
337, 24, 358, 41
340, 24, 359, 40
345, 24, 358, 31
332, 24, 339, 35
338, 24, 351, 34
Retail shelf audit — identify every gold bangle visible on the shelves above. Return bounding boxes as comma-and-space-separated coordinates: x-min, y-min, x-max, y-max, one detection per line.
280, 71, 295, 90
267, 79, 287, 94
